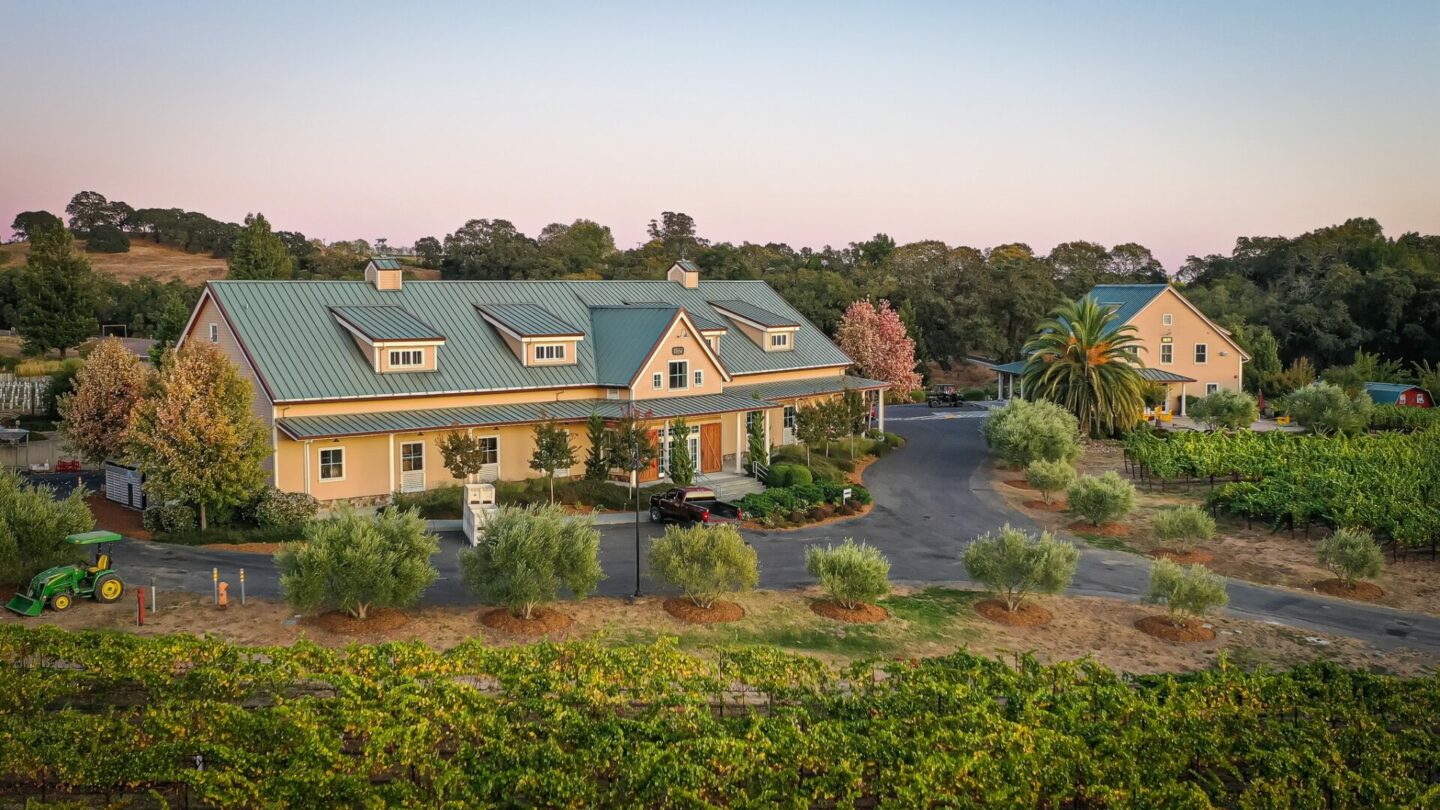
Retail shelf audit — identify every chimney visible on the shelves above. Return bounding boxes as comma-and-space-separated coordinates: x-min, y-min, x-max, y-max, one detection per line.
365, 257, 404, 291
667, 260, 700, 289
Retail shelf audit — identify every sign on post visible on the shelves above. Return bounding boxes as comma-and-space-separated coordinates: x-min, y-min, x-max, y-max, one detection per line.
842, 487, 853, 503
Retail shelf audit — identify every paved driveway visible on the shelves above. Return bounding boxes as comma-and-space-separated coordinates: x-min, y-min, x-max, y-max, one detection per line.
113, 404, 1440, 653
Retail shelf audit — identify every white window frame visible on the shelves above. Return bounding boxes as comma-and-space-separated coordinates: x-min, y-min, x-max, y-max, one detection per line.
769, 332, 789, 348
1194, 343, 1208, 364
1205, 383, 1220, 396
208, 323, 219, 343
478, 436, 499, 466
783, 406, 797, 430
318, 447, 345, 481
1162, 313, 1173, 327
400, 441, 424, 473
668, 360, 688, 390
652, 372, 663, 390
1160, 344, 1173, 365
389, 349, 424, 368
693, 369, 704, 387
534, 343, 566, 361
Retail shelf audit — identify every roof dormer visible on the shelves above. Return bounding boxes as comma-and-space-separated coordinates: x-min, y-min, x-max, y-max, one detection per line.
476, 303, 584, 367
364, 257, 404, 291
667, 259, 700, 288
709, 300, 799, 352
331, 305, 446, 373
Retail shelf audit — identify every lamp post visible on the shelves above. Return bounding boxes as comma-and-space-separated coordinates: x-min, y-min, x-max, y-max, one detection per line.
611, 404, 657, 602
628, 447, 644, 600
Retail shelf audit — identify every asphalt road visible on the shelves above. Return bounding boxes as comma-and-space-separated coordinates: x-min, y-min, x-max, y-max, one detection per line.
114, 404, 1440, 653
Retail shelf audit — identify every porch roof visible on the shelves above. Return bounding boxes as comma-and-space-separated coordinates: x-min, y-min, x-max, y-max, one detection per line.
723, 374, 888, 401
275, 392, 777, 440
1139, 368, 1196, 383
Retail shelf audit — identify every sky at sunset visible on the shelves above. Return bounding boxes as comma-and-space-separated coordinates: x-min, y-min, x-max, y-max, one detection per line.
3, 1, 1438, 269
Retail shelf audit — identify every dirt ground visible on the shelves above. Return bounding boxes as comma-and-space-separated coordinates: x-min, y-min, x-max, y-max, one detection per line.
4, 584, 1432, 676
925, 360, 996, 389
994, 439, 1440, 617
85, 493, 150, 539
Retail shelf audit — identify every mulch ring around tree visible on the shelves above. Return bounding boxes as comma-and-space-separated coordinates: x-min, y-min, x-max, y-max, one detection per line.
810, 599, 889, 624
1312, 578, 1385, 601
480, 607, 574, 637
1134, 615, 1216, 643
1022, 499, 1068, 512
1067, 521, 1131, 537
974, 599, 1053, 627
1003, 479, 1038, 490
310, 608, 411, 635
663, 597, 745, 624
1151, 548, 1215, 565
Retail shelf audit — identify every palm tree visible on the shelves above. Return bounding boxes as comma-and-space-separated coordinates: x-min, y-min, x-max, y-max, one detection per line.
1022, 296, 1146, 436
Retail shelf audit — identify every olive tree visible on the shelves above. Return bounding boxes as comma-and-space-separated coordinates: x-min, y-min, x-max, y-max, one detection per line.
1284, 382, 1372, 436
1151, 506, 1216, 551
1189, 389, 1259, 431
277, 508, 438, 620
1146, 560, 1228, 626
1316, 528, 1383, 587
982, 399, 1081, 466
805, 539, 891, 609
1067, 472, 1136, 526
962, 524, 1078, 612
1025, 459, 1075, 504
0, 470, 94, 583
649, 523, 758, 609
459, 504, 602, 619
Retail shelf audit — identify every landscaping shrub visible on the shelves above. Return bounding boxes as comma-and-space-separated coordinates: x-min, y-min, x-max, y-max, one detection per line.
962, 524, 1078, 612
152, 524, 303, 547
252, 487, 319, 528
961, 387, 987, 401
459, 505, 603, 619
1024, 459, 1074, 503
142, 502, 197, 534
392, 485, 463, 519
1189, 389, 1259, 431
1146, 560, 1228, 625
0, 470, 93, 582
1284, 382, 1372, 436
648, 523, 758, 608
492, 479, 664, 512
276, 508, 438, 620
1316, 528, 1383, 587
805, 539, 890, 609
982, 399, 1081, 466
1151, 506, 1216, 550
1067, 472, 1136, 526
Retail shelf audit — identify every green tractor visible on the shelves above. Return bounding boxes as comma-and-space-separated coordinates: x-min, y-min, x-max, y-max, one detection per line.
5, 531, 126, 617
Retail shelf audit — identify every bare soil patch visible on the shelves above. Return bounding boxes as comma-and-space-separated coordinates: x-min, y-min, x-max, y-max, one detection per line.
480, 607, 573, 637
1151, 548, 1214, 565
1023, 499, 1067, 512
203, 542, 286, 554
1312, 579, 1384, 601
1134, 615, 1217, 643
810, 600, 888, 623
975, 599, 1053, 627
663, 597, 744, 624
1067, 521, 1131, 537
310, 609, 410, 635
85, 493, 149, 540
1002, 479, 1037, 490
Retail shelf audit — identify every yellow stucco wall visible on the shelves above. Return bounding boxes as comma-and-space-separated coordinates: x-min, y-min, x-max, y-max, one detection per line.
1128, 287, 1246, 409
631, 317, 727, 400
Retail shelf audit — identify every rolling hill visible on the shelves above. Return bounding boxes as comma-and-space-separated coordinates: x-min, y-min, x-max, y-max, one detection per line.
0, 239, 227, 284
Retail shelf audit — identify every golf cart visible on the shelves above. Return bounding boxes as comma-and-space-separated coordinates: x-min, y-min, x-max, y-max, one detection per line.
5, 530, 125, 616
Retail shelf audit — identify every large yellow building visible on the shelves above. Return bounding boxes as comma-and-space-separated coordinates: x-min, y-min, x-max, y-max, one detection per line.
179, 260, 887, 503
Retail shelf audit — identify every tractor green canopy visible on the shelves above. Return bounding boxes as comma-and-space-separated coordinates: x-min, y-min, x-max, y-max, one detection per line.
67, 531, 122, 545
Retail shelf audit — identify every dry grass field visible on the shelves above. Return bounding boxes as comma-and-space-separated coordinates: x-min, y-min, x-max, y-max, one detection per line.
0, 239, 227, 284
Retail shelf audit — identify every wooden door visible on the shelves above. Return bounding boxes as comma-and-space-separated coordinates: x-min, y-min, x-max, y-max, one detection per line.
700, 423, 722, 473
637, 430, 661, 482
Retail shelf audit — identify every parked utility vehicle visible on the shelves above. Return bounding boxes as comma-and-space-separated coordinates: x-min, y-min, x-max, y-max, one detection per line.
5, 531, 125, 616
926, 384, 964, 407
649, 487, 745, 525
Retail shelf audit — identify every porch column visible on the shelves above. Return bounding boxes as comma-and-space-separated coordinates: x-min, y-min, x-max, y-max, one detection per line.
878, 391, 886, 432
1017, 376, 1024, 400
302, 440, 313, 495
1179, 383, 1187, 416
388, 433, 396, 494
662, 419, 670, 477
734, 411, 744, 473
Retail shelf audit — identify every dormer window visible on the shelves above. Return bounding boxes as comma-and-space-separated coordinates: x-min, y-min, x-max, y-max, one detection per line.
330, 305, 446, 374
476, 303, 582, 367
389, 349, 424, 368
769, 333, 789, 349
709, 300, 799, 353
534, 344, 566, 362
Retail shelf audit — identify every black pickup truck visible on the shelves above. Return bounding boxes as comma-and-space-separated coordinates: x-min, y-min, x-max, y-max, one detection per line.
648, 487, 745, 525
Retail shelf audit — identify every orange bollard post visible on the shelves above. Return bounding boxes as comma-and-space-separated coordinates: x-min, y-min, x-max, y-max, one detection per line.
137, 587, 146, 626
218, 581, 229, 609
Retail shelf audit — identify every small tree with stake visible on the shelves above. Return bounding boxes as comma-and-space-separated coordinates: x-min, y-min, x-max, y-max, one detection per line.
529, 417, 576, 504
794, 403, 826, 465
667, 417, 694, 486
841, 388, 869, 456
438, 430, 487, 483
745, 409, 768, 475
583, 412, 609, 481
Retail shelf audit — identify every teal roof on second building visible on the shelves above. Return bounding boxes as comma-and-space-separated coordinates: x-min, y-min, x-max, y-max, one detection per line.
205, 279, 853, 402
1084, 284, 1168, 326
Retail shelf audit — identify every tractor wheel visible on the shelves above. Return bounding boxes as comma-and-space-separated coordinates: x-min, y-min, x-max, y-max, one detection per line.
50, 593, 72, 611
94, 574, 124, 603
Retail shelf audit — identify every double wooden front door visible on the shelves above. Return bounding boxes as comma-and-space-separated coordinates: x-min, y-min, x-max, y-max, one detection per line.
700, 423, 722, 473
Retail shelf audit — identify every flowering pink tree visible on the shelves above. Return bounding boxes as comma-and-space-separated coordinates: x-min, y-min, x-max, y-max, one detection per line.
836, 299, 922, 396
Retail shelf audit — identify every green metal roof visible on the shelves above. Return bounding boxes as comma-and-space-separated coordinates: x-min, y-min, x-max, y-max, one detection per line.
1139, 368, 1196, 383
589, 306, 678, 386
990, 361, 1027, 375
725, 374, 888, 401
330, 305, 445, 342
369, 257, 402, 270
1084, 285, 1168, 329
276, 392, 775, 439
709, 299, 799, 328
475, 303, 583, 337
1364, 382, 1428, 405
206, 279, 852, 402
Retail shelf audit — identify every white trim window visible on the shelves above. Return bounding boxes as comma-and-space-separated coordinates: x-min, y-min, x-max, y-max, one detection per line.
769, 332, 789, 349
534, 344, 565, 361
1160, 344, 1173, 364
318, 447, 345, 481
1205, 383, 1220, 396
652, 372, 663, 390
479, 436, 499, 466
401, 442, 424, 472
783, 406, 797, 430
668, 360, 688, 390
208, 323, 219, 343
1194, 343, 1208, 364
693, 369, 704, 387
1162, 313, 1173, 326
389, 349, 424, 368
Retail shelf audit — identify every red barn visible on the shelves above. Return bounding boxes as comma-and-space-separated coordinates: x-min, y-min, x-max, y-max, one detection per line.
1364, 382, 1433, 408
